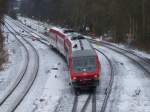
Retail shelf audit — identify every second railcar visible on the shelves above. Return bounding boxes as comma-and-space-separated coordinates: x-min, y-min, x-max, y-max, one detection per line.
47, 27, 100, 88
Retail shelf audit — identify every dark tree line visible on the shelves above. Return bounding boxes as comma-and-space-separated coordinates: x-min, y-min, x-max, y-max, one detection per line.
0, 0, 9, 68
20, 0, 150, 49
0, 0, 8, 48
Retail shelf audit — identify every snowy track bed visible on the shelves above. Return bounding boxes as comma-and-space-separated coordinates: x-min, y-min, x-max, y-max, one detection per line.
11, 17, 115, 112
90, 39, 150, 73
71, 92, 96, 112
54, 48, 114, 112
5, 17, 70, 112
6, 16, 49, 44
95, 49, 114, 112
0, 25, 28, 110
0, 20, 39, 112
93, 42, 150, 112
15, 39, 69, 112
99, 41, 150, 75
18, 17, 150, 112
5, 17, 117, 112
4, 16, 150, 112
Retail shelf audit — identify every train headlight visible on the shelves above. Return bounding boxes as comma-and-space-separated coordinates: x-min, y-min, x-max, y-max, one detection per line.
94, 75, 98, 78
83, 72, 87, 76
73, 77, 77, 80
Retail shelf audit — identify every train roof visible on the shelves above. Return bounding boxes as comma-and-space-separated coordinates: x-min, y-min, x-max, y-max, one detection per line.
50, 27, 82, 41
71, 39, 92, 51
50, 27, 96, 57
72, 50, 96, 58
71, 39, 96, 58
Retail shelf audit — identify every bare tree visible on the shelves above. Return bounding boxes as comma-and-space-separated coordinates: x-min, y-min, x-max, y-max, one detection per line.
16, 0, 150, 49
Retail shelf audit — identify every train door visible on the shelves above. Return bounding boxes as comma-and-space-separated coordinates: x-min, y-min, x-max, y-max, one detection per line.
57, 34, 65, 56
64, 39, 71, 65
49, 30, 57, 48
64, 41, 69, 62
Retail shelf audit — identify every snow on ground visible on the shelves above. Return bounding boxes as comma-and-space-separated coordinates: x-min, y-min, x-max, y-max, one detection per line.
95, 44, 112, 111
20, 16, 150, 61
3, 18, 71, 112
15, 36, 70, 112
18, 16, 150, 112
102, 41, 150, 60
130, 49, 150, 60
94, 45, 150, 112
18, 16, 53, 33
84, 34, 150, 61
0, 26, 25, 99
2, 16, 150, 112
18, 16, 150, 59
14, 17, 112, 112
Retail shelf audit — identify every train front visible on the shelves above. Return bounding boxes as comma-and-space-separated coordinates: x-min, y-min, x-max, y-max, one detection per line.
70, 50, 100, 88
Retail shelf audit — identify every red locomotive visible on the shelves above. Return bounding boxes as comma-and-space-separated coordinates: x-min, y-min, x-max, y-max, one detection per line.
47, 27, 100, 88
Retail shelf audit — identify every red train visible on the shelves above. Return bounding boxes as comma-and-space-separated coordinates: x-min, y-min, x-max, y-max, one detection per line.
47, 27, 100, 88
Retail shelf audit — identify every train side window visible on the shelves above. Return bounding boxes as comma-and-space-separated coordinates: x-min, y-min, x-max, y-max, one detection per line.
65, 45, 68, 53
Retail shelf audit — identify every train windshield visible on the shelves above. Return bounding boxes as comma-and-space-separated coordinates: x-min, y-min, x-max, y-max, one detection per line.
73, 56, 96, 72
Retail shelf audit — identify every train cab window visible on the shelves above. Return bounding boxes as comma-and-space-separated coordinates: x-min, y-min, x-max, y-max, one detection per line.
72, 56, 96, 72
63, 29, 75, 33
71, 35, 85, 40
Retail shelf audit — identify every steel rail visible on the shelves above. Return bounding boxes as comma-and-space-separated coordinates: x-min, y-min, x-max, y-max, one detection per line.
95, 48, 114, 112
2, 20, 39, 112
0, 23, 29, 106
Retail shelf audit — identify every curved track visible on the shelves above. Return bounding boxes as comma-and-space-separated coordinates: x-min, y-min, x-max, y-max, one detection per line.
0, 20, 39, 112
0, 23, 29, 106
89, 39, 150, 112
95, 49, 114, 112
89, 39, 150, 75
7, 17, 149, 112
6, 16, 48, 45
100, 41, 150, 64
5, 17, 116, 112
10, 16, 150, 75
72, 91, 96, 112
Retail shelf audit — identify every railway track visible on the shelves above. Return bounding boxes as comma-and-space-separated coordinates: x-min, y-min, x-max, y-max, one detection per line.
70, 48, 114, 112
0, 20, 39, 112
6, 17, 150, 112
6, 16, 48, 45
71, 91, 96, 112
96, 41, 150, 76
7, 17, 149, 112
0, 23, 29, 105
5, 17, 116, 112
88, 39, 150, 75
53, 47, 113, 112
91, 40, 150, 112
100, 41, 150, 64
11, 16, 150, 75
95, 49, 114, 112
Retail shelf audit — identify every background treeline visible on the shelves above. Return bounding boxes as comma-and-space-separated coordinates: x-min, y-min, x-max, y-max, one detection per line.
0, 0, 8, 68
20, 0, 150, 50
0, 0, 8, 48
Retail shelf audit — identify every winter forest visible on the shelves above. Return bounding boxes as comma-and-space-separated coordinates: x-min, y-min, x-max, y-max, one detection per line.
0, 0, 8, 67
20, 0, 150, 48
1, 0, 150, 50
0, 0, 150, 111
